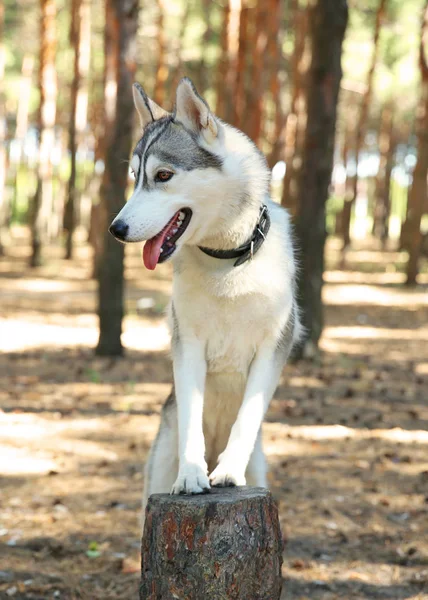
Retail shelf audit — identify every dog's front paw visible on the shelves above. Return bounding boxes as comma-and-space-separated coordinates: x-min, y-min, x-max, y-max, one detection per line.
171, 463, 210, 495
209, 460, 246, 488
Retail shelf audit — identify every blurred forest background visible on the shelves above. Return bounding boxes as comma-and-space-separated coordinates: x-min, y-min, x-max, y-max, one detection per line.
0, 0, 427, 354
1, 0, 428, 599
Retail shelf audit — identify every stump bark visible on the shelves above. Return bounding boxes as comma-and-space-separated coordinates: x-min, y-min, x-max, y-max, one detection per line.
140, 487, 283, 600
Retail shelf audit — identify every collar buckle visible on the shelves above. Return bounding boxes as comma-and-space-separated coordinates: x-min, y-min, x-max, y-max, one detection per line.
198, 203, 271, 267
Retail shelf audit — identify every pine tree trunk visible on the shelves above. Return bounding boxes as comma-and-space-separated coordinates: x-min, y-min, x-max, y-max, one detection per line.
373, 105, 395, 244
88, 85, 107, 277
341, 0, 387, 251
95, 0, 138, 356
88, 73, 107, 278
141, 488, 283, 600
338, 101, 361, 253
399, 129, 415, 251
215, 1, 231, 119
294, 0, 348, 356
340, 166, 353, 248
198, 0, 214, 95
8, 56, 34, 240
281, 0, 309, 217
75, 0, 92, 238
30, 0, 57, 267
266, 0, 285, 168
64, 0, 91, 259
234, 1, 249, 129
169, 2, 191, 96
64, 0, 80, 260
154, 0, 167, 107
16, 56, 34, 142
246, 0, 268, 145
334, 119, 350, 236
217, 0, 241, 124
399, 130, 415, 251
0, 0, 8, 255
406, 1, 428, 285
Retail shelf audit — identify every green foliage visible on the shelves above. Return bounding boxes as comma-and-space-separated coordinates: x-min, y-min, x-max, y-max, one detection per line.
342, 0, 424, 123
86, 541, 102, 558
3, 0, 424, 143
2, 0, 426, 242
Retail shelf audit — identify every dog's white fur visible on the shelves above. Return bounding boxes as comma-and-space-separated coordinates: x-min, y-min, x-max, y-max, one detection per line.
111, 79, 301, 518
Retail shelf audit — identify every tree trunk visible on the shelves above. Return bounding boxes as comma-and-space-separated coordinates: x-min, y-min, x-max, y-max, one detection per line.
64, 0, 80, 259
334, 118, 350, 236
216, 0, 241, 123
215, 1, 231, 119
340, 103, 359, 249
234, 1, 249, 129
245, 0, 268, 145
197, 0, 214, 95
399, 129, 415, 251
294, 0, 348, 356
399, 127, 415, 251
88, 72, 107, 277
96, 0, 138, 356
281, 0, 310, 217
6, 55, 34, 246
154, 0, 167, 107
406, 1, 428, 285
30, 0, 57, 267
266, 0, 285, 168
141, 487, 283, 600
341, 0, 387, 250
372, 104, 395, 244
0, 0, 8, 254
169, 2, 191, 96
16, 56, 34, 142
64, 0, 91, 259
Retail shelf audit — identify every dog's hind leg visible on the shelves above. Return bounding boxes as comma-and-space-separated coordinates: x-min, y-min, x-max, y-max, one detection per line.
141, 394, 178, 527
245, 430, 268, 488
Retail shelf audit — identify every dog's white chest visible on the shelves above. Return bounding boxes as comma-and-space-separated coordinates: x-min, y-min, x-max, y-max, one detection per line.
173, 288, 278, 374
204, 306, 259, 373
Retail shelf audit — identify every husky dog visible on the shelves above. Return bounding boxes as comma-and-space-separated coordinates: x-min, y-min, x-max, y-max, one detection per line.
109, 78, 301, 516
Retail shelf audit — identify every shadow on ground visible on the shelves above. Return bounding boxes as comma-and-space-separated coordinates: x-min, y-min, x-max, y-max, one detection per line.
0, 232, 427, 599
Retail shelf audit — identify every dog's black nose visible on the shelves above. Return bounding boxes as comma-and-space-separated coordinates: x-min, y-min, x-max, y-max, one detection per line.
109, 219, 129, 241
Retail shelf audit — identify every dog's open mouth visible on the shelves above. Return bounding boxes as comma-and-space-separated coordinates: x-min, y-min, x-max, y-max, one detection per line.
143, 208, 192, 270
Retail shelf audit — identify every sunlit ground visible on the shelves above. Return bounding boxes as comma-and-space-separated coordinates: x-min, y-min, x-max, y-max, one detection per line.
0, 227, 427, 599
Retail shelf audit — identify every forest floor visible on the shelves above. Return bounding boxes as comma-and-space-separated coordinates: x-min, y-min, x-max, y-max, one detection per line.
1, 227, 428, 600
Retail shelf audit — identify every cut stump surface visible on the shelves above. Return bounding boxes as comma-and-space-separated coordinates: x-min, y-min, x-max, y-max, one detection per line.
140, 486, 283, 600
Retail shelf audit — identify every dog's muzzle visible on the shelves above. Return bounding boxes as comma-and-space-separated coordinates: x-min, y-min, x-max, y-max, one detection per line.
109, 219, 129, 242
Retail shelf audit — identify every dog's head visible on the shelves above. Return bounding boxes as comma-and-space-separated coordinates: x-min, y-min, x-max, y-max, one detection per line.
109, 77, 238, 270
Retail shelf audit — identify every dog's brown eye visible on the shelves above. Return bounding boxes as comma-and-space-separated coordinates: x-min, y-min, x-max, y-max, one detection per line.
155, 170, 173, 183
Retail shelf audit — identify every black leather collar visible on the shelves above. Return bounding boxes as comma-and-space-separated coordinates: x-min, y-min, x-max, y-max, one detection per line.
198, 204, 270, 267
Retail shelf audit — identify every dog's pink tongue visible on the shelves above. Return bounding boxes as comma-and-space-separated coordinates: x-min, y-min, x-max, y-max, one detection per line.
143, 235, 164, 271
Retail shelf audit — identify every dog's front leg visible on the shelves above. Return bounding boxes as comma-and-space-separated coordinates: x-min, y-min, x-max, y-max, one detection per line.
171, 338, 210, 495
210, 342, 283, 487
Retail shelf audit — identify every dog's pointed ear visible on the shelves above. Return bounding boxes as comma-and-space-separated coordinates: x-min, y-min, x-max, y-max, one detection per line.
175, 77, 218, 142
133, 83, 169, 129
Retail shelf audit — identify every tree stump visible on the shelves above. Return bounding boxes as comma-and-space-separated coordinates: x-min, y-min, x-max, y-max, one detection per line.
140, 487, 283, 600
